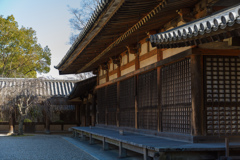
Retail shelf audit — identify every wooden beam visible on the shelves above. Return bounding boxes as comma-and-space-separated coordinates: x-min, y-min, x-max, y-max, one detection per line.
126, 45, 137, 54
76, 0, 169, 73
95, 48, 193, 89
139, 48, 158, 62
193, 48, 240, 56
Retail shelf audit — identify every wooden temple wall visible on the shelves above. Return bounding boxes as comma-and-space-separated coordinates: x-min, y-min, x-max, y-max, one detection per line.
96, 33, 240, 137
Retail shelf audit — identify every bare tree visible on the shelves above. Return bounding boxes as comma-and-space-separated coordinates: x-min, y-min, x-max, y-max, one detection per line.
1, 79, 42, 135
68, 0, 100, 44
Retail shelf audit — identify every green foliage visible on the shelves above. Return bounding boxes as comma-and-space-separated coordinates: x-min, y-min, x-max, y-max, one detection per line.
54, 120, 64, 123
0, 15, 51, 78
29, 105, 43, 120
24, 118, 32, 122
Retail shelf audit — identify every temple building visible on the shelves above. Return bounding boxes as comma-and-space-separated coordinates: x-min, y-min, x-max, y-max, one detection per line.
0, 78, 77, 133
56, 0, 240, 159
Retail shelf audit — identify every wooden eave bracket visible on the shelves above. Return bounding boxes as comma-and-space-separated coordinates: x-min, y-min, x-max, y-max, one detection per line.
177, 8, 195, 22
112, 56, 121, 66
101, 63, 109, 70
92, 68, 99, 75
126, 44, 141, 55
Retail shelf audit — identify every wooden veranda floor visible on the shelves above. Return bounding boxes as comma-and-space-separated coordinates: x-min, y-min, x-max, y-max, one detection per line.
72, 127, 240, 160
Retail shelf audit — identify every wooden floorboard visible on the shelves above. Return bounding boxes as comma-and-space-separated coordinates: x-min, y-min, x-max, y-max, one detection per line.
72, 127, 240, 152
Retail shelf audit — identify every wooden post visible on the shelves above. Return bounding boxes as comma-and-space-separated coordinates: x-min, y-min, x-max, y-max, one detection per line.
225, 137, 229, 157
157, 49, 163, 132
92, 94, 96, 126
135, 53, 140, 70
86, 100, 90, 126
80, 102, 86, 127
143, 148, 148, 160
134, 75, 138, 129
89, 134, 95, 144
191, 54, 204, 136
119, 142, 127, 158
105, 87, 108, 126
75, 105, 80, 126
103, 137, 109, 150
117, 81, 120, 127
157, 66, 162, 132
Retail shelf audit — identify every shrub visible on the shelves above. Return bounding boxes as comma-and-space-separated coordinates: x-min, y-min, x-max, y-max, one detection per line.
54, 120, 64, 123
24, 118, 32, 122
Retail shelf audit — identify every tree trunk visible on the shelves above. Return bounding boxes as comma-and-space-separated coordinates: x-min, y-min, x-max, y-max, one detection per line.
9, 111, 15, 134
18, 115, 24, 135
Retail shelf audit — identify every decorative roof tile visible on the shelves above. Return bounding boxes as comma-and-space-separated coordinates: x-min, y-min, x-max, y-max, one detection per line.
150, 4, 240, 48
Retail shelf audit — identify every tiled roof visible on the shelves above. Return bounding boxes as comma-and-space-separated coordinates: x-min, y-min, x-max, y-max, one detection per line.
150, 4, 240, 48
0, 78, 76, 97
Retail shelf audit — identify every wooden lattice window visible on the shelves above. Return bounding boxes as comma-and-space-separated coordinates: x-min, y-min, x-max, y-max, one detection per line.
107, 83, 117, 126
119, 77, 135, 127
138, 69, 158, 130
161, 58, 191, 134
204, 56, 240, 135
97, 87, 106, 124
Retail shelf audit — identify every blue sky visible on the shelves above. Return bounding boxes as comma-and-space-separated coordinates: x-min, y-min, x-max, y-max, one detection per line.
0, 0, 81, 79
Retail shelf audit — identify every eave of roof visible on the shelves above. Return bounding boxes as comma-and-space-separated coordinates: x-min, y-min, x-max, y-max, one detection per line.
55, 0, 114, 70
150, 4, 240, 48
56, 0, 199, 74
68, 76, 97, 100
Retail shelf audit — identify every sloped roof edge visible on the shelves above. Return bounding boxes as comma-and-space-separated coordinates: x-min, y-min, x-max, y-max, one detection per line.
55, 0, 111, 70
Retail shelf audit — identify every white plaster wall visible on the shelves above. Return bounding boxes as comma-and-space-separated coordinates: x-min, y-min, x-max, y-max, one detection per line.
109, 62, 113, 71
99, 68, 103, 76
109, 73, 118, 81
149, 41, 156, 51
129, 54, 135, 62
121, 54, 128, 66
114, 64, 118, 70
163, 46, 191, 59
140, 54, 157, 68
99, 78, 106, 85
121, 65, 135, 76
140, 42, 148, 56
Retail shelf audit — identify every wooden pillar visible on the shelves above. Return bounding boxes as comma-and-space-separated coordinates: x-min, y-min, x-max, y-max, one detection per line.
191, 54, 204, 136
157, 49, 163, 132
157, 67, 162, 132
75, 104, 80, 126
91, 94, 96, 126
80, 102, 86, 127
135, 53, 140, 70
117, 81, 120, 127
85, 99, 91, 126
134, 75, 138, 129
119, 142, 127, 158
103, 137, 109, 151
105, 87, 108, 126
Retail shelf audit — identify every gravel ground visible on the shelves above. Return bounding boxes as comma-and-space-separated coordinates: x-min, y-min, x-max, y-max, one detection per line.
0, 134, 96, 160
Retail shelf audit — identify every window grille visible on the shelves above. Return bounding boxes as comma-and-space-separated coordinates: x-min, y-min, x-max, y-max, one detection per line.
97, 87, 106, 124
204, 56, 240, 135
107, 83, 117, 126
138, 69, 158, 130
119, 77, 135, 127
161, 58, 191, 134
